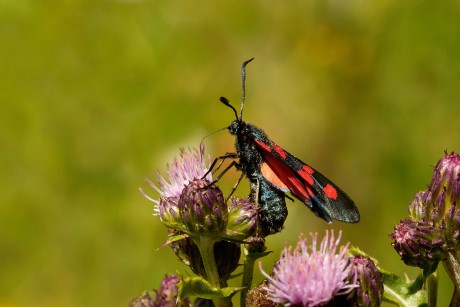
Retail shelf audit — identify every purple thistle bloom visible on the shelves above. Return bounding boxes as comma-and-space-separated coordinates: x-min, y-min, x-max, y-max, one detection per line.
260, 230, 356, 307
140, 144, 212, 216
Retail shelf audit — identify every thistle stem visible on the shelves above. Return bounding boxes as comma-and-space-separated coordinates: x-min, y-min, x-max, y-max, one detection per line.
240, 247, 255, 307
195, 237, 232, 307
426, 270, 438, 307
196, 237, 220, 287
240, 240, 267, 307
442, 249, 460, 307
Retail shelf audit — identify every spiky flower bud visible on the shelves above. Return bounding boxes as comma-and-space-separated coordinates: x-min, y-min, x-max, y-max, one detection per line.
390, 219, 447, 268
348, 256, 383, 307
425, 152, 460, 247
225, 197, 258, 241
178, 179, 227, 236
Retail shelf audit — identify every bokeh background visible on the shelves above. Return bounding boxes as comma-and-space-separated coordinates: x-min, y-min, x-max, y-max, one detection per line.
1, 1, 459, 306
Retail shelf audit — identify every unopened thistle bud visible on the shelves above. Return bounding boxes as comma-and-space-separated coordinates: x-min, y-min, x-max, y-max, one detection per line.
348, 256, 383, 307
225, 197, 258, 241
425, 152, 460, 247
178, 179, 227, 236
390, 219, 447, 268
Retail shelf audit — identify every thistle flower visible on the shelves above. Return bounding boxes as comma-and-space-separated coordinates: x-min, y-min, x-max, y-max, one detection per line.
141, 144, 212, 221
348, 256, 383, 307
260, 231, 356, 307
389, 219, 447, 268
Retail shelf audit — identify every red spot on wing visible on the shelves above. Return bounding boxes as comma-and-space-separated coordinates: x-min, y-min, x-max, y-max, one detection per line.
297, 169, 314, 186
302, 165, 314, 175
273, 144, 287, 159
255, 140, 271, 152
324, 184, 338, 200
261, 152, 311, 201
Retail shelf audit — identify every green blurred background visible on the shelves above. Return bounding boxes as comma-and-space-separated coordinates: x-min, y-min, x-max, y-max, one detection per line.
1, 1, 459, 306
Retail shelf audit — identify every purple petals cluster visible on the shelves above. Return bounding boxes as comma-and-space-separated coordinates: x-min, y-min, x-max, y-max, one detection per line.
142, 144, 257, 241
141, 144, 212, 210
260, 231, 356, 307
390, 152, 460, 268
390, 219, 446, 268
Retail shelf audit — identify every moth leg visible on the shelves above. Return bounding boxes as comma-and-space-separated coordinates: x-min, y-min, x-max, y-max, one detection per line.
225, 172, 245, 202
202, 152, 238, 179
209, 160, 240, 185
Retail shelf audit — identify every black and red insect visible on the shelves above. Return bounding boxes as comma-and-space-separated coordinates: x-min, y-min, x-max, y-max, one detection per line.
214, 58, 359, 235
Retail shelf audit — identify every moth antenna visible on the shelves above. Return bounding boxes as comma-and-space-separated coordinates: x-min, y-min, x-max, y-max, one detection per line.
220, 96, 238, 120
200, 126, 228, 145
240, 57, 254, 120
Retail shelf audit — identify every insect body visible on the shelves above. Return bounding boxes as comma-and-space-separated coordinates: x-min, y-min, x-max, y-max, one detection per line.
221, 58, 360, 235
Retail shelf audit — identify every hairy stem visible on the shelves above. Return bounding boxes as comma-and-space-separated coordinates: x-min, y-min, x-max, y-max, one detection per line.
442, 249, 460, 307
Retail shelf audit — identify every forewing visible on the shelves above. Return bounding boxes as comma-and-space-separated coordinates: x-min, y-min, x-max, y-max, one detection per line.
254, 139, 360, 223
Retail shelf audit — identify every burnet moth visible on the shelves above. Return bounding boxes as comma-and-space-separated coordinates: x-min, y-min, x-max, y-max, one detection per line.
213, 58, 360, 236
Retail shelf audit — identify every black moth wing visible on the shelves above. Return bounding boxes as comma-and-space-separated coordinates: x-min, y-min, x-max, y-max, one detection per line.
284, 150, 360, 223
246, 123, 360, 223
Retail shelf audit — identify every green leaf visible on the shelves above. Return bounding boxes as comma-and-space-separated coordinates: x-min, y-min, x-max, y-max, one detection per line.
161, 232, 189, 248
381, 270, 427, 307
178, 276, 244, 301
